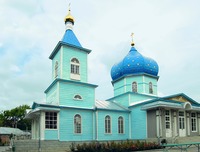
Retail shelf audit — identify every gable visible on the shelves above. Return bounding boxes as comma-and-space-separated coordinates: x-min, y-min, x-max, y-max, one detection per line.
167, 95, 189, 103
163, 93, 199, 105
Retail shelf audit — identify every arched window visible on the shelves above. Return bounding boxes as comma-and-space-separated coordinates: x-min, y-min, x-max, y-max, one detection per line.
71, 58, 80, 74
74, 95, 82, 100
105, 115, 111, 133
55, 61, 58, 78
118, 116, 124, 134
132, 82, 137, 93
74, 114, 81, 133
149, 82, 153, 94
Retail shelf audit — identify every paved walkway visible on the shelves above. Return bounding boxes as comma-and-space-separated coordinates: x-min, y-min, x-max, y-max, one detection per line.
0, 146, 10, 152
137, 146, 199, 152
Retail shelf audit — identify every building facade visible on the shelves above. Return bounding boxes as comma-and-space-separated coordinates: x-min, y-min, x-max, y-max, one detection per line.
26, 9, 200, 141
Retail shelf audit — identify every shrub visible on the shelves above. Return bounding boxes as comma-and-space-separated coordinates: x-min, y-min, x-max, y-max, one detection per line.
70, 140, 161, 152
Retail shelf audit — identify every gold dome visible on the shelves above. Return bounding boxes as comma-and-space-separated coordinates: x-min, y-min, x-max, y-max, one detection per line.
64, 9, 74, 25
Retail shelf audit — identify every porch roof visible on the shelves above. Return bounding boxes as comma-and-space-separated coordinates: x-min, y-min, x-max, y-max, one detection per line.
141, 101, 200, 111
25, 106, 60, 119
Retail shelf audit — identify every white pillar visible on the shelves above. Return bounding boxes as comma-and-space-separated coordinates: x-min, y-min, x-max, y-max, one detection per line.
187, 112, 190, 136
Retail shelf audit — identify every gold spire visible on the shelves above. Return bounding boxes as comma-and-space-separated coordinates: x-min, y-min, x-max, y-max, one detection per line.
64, 3, 75, 25
131, 33, 134, 46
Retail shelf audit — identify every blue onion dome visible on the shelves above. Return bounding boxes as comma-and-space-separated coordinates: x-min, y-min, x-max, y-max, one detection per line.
111, 46, 159, 81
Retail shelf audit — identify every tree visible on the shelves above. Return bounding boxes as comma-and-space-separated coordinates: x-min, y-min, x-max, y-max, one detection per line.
0, 105, 31, 130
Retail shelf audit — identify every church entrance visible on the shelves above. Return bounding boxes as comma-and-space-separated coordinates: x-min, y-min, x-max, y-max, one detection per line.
179, 111, 186, 137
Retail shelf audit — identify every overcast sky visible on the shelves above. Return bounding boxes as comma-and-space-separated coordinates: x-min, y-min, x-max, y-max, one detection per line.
0, 0, 200, 110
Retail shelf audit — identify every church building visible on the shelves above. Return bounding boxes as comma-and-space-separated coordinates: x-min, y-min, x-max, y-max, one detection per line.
26, 8, 200, 142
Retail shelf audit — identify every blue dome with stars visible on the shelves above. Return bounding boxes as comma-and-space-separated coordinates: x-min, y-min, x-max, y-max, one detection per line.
111, 46, 159, 81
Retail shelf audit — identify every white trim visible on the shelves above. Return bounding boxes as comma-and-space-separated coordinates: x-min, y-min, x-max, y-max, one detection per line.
143, 75, 145, 93
96, 111, 98, 140
73, 113, 82, 134
58, 82, 60, 105
73, 94, 83, 100
124, 78, 126, 92
129, 113, 131, 139
105, 115, 112, 134
118, 116, 124, 134
40, 112, 45, 140
146, 111, 147, 138
191, 112, 197, 132
57, 112, 60, 140
93, 112, 95, 140
173, 112, 178, 137
156, 110, 160, 137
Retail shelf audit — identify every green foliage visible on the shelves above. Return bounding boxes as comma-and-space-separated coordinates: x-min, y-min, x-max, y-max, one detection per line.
70, 140, 161, 152
0, 105, 31, 130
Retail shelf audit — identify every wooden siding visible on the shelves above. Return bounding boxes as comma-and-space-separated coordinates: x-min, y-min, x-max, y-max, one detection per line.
46, 82, 58, 105
59, 108, 94, 141
62, 46, 88, 83
97, 110, 129, 141
45, 130, 58, 140
108, 94, 129, 107
59, 81, 95, 107
130, 106, 147, 139
52, 49, 61, 80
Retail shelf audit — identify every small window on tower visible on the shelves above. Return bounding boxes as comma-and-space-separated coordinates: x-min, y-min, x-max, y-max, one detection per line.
132, 82, 137, 93
71, 58, 80, 74
74, 95, 82, 100
55, 61, 58, 78
149, 82, 153, 94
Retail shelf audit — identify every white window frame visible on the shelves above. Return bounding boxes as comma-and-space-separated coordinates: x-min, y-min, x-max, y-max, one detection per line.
74, 114, 82, 134
105, 115, 111, 134
73, 94, 83, 100
45, 112, 57, 129
191, 113, 197, 132
132, 82, 137, 93
118, 116, 124, 134
71, 58, 80, 75
149, 82, 153, 94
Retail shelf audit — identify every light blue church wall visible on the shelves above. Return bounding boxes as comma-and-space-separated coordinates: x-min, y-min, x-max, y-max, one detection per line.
130, 105, 147, 139
108, 94, 130, 107
59, 81, 95, 108
46, 82, 58, 105
126, 76, 143, 94
129, 93, 156, 104
45, 130, 58, 140
59, 108, 94, 141
113, 79, 125, 96
143, 76, 158, 95
62, 46, 88, 82
96, 110, 129, 141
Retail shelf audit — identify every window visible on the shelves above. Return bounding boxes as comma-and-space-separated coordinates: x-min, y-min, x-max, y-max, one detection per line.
149, 82, 153, 94
74, 95, 82, 100
45, 112, 57, 129
191, 113, 197, 132
74, 114, 81, 133
132, 82, 137, 93
165, 110, 170, 129
71, 58, 80, 74
55, 61, 58, 78
118, 116, 124, 134
105, 115, 111, 133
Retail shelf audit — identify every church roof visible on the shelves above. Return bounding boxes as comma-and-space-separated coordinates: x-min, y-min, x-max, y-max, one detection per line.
61, 29, 82, 47
111, 46, 159, 81
95, 100, 129, 112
